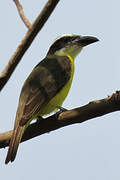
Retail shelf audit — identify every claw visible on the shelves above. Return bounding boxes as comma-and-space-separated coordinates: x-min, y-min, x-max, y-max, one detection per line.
55, 106, 68, 119
36, 116, 44, 124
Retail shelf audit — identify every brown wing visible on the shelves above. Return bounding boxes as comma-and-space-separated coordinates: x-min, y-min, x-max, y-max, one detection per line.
5, 55, 71, 164
19, 55, 71, 125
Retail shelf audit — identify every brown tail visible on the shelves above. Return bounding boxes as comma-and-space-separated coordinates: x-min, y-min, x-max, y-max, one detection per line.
5, 125, 25, 164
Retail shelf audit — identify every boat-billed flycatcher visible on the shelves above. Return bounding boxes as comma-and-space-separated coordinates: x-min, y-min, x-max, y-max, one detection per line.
5, 34, 99, 164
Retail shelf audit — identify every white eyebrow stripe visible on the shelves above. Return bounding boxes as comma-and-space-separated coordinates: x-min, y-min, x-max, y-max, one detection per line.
53, 34, 75, 43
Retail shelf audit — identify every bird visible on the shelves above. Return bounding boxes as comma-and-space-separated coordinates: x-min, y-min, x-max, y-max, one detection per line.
5, 34, 99, 164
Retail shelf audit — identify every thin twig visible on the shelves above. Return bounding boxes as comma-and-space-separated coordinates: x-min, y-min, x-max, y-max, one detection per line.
0, 91, 120, 148
0, 0, 60, 91
13, 0, 31, 28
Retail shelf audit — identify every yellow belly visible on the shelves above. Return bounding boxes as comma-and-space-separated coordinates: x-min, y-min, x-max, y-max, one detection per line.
39, 55, 75, 116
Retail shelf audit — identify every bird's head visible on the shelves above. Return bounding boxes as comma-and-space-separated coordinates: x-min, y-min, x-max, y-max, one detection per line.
47, 34, 99, 59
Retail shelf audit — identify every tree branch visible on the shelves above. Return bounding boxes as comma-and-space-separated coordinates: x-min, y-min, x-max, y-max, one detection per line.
13, 0, 31, 28
0, 91, 120, 148
0, 0, 60, 91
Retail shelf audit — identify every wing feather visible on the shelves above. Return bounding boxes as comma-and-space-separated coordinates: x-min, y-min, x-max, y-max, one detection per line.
5, 56, 71, 163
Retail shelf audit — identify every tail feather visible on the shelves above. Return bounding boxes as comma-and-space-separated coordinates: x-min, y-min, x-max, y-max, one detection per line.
5, 126, 25, 164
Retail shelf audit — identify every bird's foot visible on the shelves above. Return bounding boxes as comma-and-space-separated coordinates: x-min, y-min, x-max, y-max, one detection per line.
55, 106, 68, 119
36, 116, 44, 124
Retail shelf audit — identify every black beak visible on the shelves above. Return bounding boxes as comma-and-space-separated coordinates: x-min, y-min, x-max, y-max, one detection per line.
78, 36, 99, 47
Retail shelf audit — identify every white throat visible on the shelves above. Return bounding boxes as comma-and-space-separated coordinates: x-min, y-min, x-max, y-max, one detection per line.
55, 45, 83, 59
